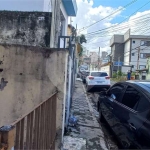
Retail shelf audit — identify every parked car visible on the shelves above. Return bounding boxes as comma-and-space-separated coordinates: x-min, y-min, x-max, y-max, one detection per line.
97, 81, 150, 149
81, 70, 90, 83
85, 71, 110, 92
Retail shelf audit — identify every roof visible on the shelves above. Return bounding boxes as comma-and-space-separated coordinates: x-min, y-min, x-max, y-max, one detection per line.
110, 33, 150, 47
118, 80, 150, 98
126, 80, 150, 83
136, 68, 148, 72
90, 71, 107, 72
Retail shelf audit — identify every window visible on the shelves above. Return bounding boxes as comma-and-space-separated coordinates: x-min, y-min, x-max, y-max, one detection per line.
91, 72, 108, 77
108, 85, 125, 102
140, 53, 148, 59
133, 41, 135, 44
132, 53, 135, 56
136, 96, 150, 112
141, 41, 150, 46
122, 86, 140, 109
121, 86, 150, 111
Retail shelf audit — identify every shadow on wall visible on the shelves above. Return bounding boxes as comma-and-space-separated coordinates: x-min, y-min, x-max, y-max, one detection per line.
0, 78, 8, 91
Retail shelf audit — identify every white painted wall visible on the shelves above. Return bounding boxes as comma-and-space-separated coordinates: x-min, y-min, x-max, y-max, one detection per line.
43, 0, 52, 12
124, 40, 130, 66
59, 1, 69, 48
130, 39, 150, 71
101, 65, 110, 76
121, 66, 131, 74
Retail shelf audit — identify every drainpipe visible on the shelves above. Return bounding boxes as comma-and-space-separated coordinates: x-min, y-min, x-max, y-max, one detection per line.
65, 55, 72, 127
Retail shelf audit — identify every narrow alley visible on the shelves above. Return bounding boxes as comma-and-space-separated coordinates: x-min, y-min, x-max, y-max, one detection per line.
63, 80, 118, 150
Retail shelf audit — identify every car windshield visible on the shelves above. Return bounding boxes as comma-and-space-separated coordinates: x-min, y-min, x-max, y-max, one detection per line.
91, 72, 108, 77
80, 65, 88, 69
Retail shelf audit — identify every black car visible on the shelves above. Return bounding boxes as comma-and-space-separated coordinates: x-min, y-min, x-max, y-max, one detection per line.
97, 81, 150, 149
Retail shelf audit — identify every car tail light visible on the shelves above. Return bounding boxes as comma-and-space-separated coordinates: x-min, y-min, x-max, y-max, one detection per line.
105, 76, 110, 79
88, 76, 94, 80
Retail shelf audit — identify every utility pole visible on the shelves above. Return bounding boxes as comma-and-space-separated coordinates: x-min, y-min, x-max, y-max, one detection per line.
137, 47, 140, 70
98, 47, 100, 71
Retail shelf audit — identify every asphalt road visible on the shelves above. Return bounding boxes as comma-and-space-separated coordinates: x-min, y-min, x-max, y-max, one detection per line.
83, 84, 119, 150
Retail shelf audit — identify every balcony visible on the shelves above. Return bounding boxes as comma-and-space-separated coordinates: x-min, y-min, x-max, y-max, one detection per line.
62, 0, 77, 16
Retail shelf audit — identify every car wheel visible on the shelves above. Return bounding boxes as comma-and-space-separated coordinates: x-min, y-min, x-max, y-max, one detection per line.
99, 109, 104, 122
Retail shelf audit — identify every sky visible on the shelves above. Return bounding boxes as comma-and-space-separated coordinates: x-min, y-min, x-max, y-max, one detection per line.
72, 0, 150, 54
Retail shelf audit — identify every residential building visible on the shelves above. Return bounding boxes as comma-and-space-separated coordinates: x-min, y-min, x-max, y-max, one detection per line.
101, 51, 108, 58
89, 52, 98, 64
0, 1, 78, 149
101, 51, 109, 65
110, 29, 150, 74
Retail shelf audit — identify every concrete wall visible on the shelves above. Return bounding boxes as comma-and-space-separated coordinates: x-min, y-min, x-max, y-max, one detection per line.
110, 35, 124, 46
0, 44, 68, 141
101, 65, 110, 76
124, 40, 130, 66
59, 1, 69, 48
124, 29, 130, 42
0, 11, 52, 47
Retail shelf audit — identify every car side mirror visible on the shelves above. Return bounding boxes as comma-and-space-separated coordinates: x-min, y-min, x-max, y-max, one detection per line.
100, 91, 107, 96
111, 94, 116, 100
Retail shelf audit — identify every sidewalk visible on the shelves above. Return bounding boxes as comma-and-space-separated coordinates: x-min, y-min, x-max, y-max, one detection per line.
63, 80, 108, 150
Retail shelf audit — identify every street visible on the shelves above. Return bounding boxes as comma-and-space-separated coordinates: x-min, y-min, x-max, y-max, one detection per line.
63, 80, 119, 150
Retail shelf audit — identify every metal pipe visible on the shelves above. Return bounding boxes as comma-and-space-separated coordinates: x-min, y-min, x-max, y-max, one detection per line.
65, 56, 72, 127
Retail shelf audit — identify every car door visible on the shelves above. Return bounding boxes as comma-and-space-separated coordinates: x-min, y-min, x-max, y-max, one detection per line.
112, 85, 150, 148
100, 84, 126, 127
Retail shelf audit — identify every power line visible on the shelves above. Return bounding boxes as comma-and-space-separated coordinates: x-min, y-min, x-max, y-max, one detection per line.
85, 18, 150, 39
78, 0, 138, 32
84, 0, 150, 36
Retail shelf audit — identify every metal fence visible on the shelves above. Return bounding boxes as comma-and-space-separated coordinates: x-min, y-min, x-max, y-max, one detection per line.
0, 92, 57, 150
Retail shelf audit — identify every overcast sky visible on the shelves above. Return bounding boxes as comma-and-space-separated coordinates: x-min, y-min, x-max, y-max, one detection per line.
72, 0, 150, 54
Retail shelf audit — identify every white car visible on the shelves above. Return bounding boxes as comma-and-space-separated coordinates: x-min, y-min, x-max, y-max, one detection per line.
86, 71, 110, 92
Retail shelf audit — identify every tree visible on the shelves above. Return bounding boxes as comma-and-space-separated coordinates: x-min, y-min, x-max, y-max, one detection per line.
79, 34, 87, 44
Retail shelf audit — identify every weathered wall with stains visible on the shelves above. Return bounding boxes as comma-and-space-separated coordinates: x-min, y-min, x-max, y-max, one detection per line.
0, 11, 52, 47
0, 44, 68, 138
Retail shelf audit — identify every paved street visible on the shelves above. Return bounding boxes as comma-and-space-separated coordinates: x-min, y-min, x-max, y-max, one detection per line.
63, 80, 109, 150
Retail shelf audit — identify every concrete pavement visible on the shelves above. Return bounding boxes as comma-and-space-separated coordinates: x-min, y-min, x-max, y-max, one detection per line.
63, 80, 108, 150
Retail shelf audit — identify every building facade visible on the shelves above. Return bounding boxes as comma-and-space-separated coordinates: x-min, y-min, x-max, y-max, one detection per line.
110, 29, 150, 74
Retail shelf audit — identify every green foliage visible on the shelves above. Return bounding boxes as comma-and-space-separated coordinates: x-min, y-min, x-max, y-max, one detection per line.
113, 72, 117, 78
77, 34, 87, 44
80, 34, 87, 44
117, 70, 123, 76
131, 72, 136, 76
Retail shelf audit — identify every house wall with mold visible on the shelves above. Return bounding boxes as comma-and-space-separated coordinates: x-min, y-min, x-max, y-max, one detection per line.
0, 11, 52, 47
0, 44, 68, 146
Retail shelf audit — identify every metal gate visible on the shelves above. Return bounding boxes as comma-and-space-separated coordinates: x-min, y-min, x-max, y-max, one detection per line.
0, 93, 57, 150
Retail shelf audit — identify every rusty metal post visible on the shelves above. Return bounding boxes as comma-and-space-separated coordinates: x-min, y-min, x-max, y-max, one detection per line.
0, 126, 16, 150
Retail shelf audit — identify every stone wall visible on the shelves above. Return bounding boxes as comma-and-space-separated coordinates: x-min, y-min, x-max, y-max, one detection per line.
0, 11, 52, 47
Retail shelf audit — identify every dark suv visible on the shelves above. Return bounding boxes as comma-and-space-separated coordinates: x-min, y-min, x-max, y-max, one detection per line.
97, 81, 150, 149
